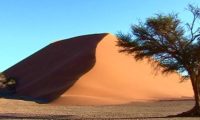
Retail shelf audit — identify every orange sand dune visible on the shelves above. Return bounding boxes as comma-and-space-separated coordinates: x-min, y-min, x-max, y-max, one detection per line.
3, 33, 193, 105
54, 34, 193, 105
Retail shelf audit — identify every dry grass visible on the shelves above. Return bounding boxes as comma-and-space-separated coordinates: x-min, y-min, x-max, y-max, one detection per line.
0, 99, 200, 119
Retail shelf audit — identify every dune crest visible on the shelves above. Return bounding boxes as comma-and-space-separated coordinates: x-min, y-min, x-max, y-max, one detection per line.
54, 34, 193, 105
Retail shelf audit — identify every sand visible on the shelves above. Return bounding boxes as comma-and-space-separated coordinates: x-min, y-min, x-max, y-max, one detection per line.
1, 33, 193, 105
3, 34, 106, 102
0, 98, 198, 120
0, 33, 196, 120
53, 33, 193, 105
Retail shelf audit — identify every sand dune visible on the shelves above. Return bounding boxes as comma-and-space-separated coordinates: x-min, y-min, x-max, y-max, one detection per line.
3, 34, 106, 102
54, 34, 193, 105
3, 33, 193, 105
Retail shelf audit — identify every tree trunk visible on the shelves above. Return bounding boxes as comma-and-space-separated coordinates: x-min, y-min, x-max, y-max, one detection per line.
196, 72, 200, 109
175, 71, 200, 116
191, 76, 200, 109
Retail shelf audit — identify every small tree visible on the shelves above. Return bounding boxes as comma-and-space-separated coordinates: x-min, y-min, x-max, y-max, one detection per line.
0, 73, 16, 92
117, 4, 200, 116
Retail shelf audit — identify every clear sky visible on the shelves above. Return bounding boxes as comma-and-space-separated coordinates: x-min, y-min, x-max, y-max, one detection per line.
0, 0, 199, 71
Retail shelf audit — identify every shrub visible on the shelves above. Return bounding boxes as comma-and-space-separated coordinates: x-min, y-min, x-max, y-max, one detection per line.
0, 73, 16, 90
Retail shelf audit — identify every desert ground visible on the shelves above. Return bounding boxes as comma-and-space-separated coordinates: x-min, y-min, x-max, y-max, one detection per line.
0, 99, 199, 120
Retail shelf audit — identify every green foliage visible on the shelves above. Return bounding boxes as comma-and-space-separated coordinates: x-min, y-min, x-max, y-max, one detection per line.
117, 4, 200, 78
117, 5, 200, 113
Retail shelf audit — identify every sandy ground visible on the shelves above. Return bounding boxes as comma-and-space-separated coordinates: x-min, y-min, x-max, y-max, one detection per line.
0, 99, 199, 120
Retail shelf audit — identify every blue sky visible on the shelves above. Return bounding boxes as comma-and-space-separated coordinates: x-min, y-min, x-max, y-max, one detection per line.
0, 0, 199, 71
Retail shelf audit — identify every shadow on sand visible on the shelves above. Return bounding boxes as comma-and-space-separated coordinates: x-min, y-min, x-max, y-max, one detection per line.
0, 114, 196, 120
0, 113, 78, 119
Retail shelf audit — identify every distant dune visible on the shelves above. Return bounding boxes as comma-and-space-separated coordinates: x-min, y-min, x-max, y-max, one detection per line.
3, 33, 193, 105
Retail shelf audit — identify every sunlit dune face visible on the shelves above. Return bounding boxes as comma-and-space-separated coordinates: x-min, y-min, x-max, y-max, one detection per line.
54, 34, 193, 105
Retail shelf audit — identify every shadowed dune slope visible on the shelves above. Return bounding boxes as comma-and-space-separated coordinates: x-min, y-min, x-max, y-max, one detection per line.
3, 34, 107, 102
54, 34, 193, 105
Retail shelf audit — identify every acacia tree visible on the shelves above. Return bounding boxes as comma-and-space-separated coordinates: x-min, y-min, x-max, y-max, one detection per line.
117, 4, 200, 116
